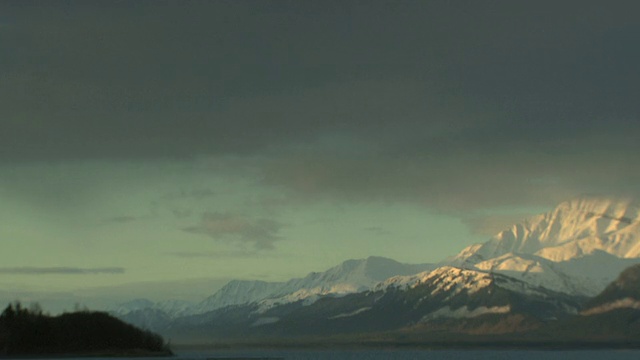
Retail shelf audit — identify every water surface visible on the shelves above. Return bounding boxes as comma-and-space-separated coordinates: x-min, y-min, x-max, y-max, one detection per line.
57, 349, 640, 360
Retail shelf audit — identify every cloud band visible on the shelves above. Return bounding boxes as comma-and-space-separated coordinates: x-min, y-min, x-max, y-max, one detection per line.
0, 267, 125, 275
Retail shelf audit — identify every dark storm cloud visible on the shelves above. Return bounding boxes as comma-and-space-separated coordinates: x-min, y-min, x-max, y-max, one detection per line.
0, 267, 125, 275
1, 1, 638, 210
183, 212, 284, 250
260, 142, 640, 211
1, 1, 637, 161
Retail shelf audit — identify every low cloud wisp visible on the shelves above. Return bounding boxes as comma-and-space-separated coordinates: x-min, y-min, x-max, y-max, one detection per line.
0, 267, 125, 275
183, 212, 284, 250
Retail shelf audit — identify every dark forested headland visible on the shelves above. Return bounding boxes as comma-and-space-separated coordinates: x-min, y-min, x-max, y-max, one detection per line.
0, 302, 172, 357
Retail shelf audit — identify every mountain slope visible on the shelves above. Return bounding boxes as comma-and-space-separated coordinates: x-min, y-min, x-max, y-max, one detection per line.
582, 264, 640, 315
164, 266, 583, 342
454, 198, 640, 263
188, 280, 284, 315
449, 198, 640, 295
113, 256, 434, 331
191, 256, 434, 315
529, 264, 640, 342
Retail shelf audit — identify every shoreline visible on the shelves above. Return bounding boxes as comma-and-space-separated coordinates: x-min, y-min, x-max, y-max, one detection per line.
0, 349, 174, 359
171, 340, 640, 352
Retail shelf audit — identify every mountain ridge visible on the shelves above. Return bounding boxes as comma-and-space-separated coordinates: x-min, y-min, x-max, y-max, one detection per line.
448, 197, 640, 295
114, 197, 640, 339
582, 263, 640, 315
161, 263, 640, 345
453, 198, 640, 264
160, 265, 584, 342
117, 256, 436, 320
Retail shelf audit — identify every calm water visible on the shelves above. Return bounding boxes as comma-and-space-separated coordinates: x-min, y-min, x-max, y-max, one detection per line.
49, 349, 640, 360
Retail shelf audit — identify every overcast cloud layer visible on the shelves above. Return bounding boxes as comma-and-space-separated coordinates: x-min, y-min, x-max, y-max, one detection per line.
1, 1, 639, 302
2, 1, 638, 210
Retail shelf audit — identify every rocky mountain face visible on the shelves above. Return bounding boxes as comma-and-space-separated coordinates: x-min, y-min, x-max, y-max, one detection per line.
582, 263, 640, 315
448, 198, 640, 295
531, 263, 640, 342
455, 198, 640, 261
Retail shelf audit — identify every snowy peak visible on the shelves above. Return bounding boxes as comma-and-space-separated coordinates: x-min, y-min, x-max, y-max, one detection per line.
377, 266, 492, 293
193, 256, 434, 314
455, 197, 640, 264
283, 256, 434, 293
111, 298, 155, 315
190, 280, 284, 315
254, 256, 434, 311
374, 266, 493, 296
111, 298, 193, 318
214, 280, 283, 299
361, 256, 432, 281
375, 266, 551, 299
529, 198, 640, 260
369, 265, 582, 323
447, 197, 640, 296
556, 198, 639, 222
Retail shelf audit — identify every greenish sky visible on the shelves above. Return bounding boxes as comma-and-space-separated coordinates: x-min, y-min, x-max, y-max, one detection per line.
1, 1, 638, 310
0, 160, 495, 287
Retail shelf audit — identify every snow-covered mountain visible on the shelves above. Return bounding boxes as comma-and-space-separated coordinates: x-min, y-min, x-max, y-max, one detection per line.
109, 298, 194, 331
115, 257, 434, 330
190, 256, 435, 314
115, 197, 640, 335
187, 280, 285, 315
280, 256, 431, 294
111, 298, 155, 315
371, 266, 581, 323
162, 265, 583, 341
448, 198, 640, 295
111, 298, 193, 318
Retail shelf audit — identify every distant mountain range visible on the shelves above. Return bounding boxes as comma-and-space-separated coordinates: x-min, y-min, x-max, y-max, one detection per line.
113, 197, 640, 346
115, 256, 435, 325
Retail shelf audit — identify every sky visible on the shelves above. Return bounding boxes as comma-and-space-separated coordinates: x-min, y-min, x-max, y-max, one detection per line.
1, 1, 639, 311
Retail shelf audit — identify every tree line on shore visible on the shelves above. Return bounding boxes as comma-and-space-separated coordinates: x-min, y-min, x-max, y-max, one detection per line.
0, 301, 171, 356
